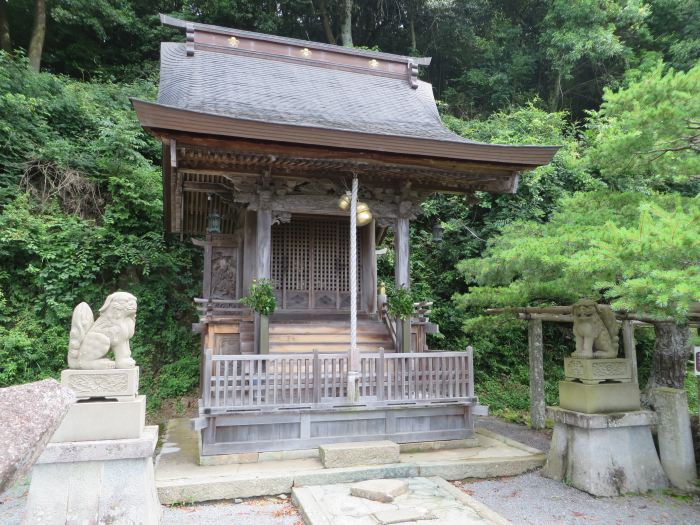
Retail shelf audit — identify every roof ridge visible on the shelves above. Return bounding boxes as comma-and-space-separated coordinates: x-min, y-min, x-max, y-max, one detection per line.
160, 14, 431, 66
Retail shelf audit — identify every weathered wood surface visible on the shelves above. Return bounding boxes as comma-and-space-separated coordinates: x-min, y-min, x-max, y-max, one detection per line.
202, 349, 474, 412
200, 402, 474, 454
528, 318, 545, 430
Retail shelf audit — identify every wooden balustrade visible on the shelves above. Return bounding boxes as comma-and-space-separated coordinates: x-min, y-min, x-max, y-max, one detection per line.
202, 347, 474, 411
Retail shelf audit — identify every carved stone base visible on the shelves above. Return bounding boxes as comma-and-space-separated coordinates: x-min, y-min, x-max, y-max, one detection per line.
564, 358, 631, 384
50, 395, 146, 443
61, 367, 139, 400
544, 407, 667, 496
25, 426, 161, 524
559, 381, 640, 414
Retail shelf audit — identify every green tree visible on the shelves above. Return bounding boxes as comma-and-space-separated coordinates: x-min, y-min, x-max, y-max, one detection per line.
455, 191, 699, 390
586, 60, 700, 193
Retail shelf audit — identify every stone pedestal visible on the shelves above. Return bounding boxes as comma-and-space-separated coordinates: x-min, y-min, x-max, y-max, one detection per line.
559, 381, 640, 413
23, 367, 161, 524
543, 407, 667, 496
564, 357, 632, 384
23, 427, 161, 525
651, 387, 697, 490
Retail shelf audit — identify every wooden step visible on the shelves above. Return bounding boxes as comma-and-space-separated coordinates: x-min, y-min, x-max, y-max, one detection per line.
269, 324, 388, 335
269, 344, 394, 354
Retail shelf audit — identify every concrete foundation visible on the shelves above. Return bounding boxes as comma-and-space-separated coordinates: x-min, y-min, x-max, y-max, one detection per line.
559, 381, 640, 414
23, 426, 161, 525
652, 387, 698, 490
543, 407, 667, 496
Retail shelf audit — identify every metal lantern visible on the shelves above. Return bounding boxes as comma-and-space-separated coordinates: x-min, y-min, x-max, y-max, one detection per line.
356, 202, 373, 226
337, 192, 351, 211
207, 211, 222, 234
431, 223, 444, 243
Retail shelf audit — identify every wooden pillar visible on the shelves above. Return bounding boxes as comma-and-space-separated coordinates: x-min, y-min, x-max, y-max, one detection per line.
622, 320, 638, 384
361, 220, 377, 315
528, 318, 545, 429
395, 205, 410, 352
242, 210, 257, 294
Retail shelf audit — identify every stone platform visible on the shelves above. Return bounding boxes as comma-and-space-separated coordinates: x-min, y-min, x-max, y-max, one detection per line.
155, 418, 545, 504
293, 476, 512, 525
543, 407, 667, 496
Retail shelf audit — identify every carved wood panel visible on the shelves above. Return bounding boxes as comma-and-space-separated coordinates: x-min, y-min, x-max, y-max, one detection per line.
210, 247, 238, 299
271, 217, 361, 310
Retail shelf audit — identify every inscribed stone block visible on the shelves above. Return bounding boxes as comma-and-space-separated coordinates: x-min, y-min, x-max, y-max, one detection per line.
558, 381, 640, 413
61, 367, 139, 400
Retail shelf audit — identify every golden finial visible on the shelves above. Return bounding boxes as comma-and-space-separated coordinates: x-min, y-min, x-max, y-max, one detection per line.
228, 36, 239, 47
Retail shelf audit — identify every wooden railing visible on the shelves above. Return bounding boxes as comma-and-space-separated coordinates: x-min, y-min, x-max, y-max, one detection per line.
194, 298, 252, 321
202, 348, 474, 411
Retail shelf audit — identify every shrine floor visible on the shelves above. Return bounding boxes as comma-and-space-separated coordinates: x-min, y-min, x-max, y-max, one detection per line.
154, 418, 545, 504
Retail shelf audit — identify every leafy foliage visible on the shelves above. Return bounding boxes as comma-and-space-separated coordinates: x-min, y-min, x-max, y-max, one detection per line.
386, 285, 414, 321
0, 53, 201, 408
240, 278, 277, 317
455, 191, 699, 323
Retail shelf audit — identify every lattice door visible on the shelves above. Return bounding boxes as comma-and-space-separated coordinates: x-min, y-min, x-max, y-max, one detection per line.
271, 217, 362, 310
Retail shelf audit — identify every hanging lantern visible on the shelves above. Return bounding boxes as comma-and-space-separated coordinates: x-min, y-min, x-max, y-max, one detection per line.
207, 211, 222, 234
356, 202, 373, 226
337, 192, 351, 211
431, 223, 444, 243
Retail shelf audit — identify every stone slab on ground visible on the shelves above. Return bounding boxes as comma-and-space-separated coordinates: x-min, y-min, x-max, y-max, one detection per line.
154, 418, 545, 504
319, 440, 400, 468
292, 476, 512, 525
0, 379, 75, 494
652, 387, 698, 490
350, 479, 409, 502
61, 367, 139, 400
50, 394, 146, 442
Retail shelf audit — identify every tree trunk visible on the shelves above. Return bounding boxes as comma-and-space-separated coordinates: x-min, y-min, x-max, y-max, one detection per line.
646, 322, 691, 390
0, 0, 10, 52
340, 0, 353, 47
28, 0, 46, 72
316, 0, 336, 45
408, 1, 417, 53
549, 70, 562, 111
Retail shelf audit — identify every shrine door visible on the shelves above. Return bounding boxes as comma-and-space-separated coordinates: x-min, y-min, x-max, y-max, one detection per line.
271, 216, 362, 311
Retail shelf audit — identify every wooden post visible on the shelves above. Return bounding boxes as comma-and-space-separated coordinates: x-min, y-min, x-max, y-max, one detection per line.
361, 220, 377, 315
528, 318, 545, 429
242, 210, 257, 293
622, 320, 638, 384
203, 348, 213, 409
313, 349, 321, 404
395, 207, 410, 352
467, 346, 475, 398
377, 348, 385, 401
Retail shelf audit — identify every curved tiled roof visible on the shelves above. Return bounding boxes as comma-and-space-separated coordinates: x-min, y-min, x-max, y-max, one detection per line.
158, 43, 470, 143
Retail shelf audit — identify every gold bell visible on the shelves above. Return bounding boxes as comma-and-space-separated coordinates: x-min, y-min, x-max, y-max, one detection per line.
356, 202, 373, 226
337, 192, 351, 211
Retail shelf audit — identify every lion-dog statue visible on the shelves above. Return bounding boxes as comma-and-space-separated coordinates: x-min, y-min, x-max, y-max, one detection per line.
571, 299, 619, 359
68, 291, 137, 369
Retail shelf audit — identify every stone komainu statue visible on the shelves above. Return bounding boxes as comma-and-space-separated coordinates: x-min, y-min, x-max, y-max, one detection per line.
68, 292, 138, 370
571, 299, 619, 359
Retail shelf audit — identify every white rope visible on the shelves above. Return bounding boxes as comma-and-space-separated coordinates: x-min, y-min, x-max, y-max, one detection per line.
350, 175, 358, 371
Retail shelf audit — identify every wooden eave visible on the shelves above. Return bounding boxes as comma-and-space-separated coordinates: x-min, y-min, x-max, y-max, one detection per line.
131, 99, 559, 169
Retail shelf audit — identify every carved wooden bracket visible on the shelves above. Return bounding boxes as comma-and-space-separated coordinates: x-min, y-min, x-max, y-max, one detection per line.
186, 23, 195, 56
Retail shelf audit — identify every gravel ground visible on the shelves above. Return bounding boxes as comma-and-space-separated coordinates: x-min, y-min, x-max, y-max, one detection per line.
162, 496, 302, 525
460, 471, 700, 525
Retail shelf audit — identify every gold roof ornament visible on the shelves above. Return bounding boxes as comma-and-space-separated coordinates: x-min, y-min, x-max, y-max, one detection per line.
300, 47, 312, 57
368, 59, 379, 68
228, 36, 239, 47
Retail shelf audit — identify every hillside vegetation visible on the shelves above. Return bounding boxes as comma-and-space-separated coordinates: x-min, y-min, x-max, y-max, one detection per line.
0, 1, 698, 417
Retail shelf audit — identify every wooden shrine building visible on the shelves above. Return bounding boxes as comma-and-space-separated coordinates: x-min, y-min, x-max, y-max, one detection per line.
132, 15, 558, 455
